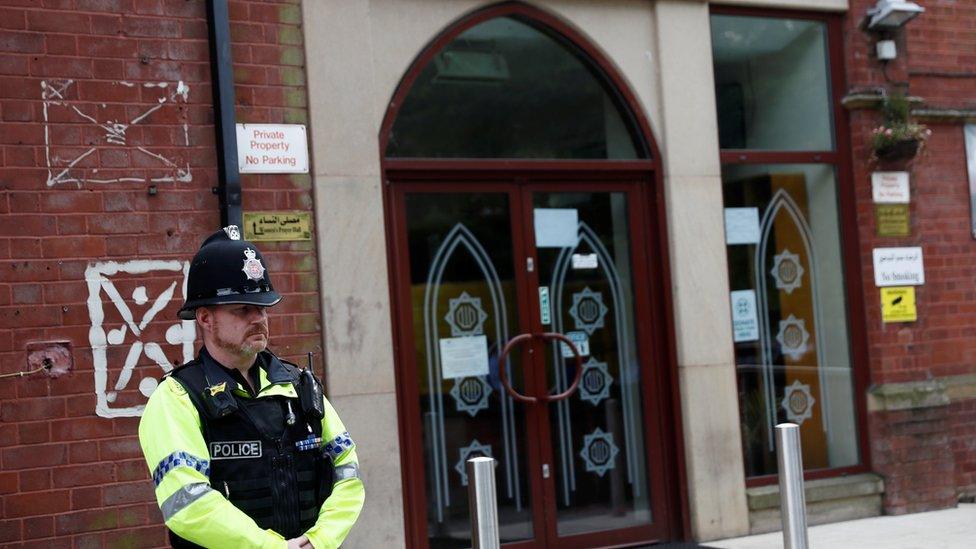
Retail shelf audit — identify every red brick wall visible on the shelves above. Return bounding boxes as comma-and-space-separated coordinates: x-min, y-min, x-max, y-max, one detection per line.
844, 0, 976, 513
0, 1, 318, 546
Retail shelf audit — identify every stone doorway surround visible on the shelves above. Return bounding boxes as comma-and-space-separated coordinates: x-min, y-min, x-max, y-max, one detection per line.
300, 0, 765, 544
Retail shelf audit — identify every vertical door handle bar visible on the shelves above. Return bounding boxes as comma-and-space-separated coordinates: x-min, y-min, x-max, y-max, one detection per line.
537, 332, 584, 402
498, 333, 537, 403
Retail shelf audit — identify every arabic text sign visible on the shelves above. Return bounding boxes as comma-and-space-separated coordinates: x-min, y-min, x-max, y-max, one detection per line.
236, 123, 309, 174
875, 204, 910, 237
244, 212, 312, 241
873, 246, 924, 287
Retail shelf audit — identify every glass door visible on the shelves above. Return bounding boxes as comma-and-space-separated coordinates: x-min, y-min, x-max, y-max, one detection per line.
392, 181, 670, 548
521, 185, 666, 547
396, 187, 540, 548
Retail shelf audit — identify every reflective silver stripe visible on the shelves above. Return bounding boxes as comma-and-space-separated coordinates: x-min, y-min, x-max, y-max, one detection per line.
161, 482, 213, 522
334, 463, 361, 482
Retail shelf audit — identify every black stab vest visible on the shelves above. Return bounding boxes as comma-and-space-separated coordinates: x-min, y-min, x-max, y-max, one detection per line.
165, 350, 333, 547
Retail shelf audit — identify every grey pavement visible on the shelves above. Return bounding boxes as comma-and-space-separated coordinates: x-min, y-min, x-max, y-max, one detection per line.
709, 503, 976, 549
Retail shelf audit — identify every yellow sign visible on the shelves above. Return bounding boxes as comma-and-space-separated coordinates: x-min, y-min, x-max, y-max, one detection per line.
243, 212, 311, 241
875, 204, 910, 237
881, 286, 916, 323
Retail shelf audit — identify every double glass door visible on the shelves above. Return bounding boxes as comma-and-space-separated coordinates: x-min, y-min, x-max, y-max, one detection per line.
391, 181, 671, 547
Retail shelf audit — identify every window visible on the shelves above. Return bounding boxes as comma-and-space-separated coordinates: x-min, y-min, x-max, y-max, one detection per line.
711, 13, 861, 478
386, 16, 647, 159
711, 15, 833, 151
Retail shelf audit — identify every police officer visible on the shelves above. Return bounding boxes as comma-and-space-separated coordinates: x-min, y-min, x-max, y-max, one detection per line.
138, 226, 364, 549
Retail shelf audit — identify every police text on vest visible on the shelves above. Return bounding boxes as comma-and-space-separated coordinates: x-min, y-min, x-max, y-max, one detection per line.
210, 441, 263, 460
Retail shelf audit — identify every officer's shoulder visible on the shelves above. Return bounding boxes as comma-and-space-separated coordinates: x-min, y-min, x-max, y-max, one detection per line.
162, 359, 202, 394
166, 358, 200, 377
278, 357, 302, 375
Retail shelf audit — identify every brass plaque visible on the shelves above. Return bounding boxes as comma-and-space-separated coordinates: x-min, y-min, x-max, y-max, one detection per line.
243, 212, 312, 241
875, 204, 910, 237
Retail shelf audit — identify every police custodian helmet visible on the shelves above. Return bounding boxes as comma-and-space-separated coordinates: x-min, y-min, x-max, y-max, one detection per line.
177, 225, 282, 320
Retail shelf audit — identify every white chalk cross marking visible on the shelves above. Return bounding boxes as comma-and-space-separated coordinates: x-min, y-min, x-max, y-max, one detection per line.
42, 79, 192, 187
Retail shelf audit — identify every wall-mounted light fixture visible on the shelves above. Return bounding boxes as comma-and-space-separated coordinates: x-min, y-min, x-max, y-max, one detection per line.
866, 0, 924, 31
863, 0, 925, 63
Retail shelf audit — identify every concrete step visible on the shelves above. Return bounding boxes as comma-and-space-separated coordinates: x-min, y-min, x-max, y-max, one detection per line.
745, 473, 884, 534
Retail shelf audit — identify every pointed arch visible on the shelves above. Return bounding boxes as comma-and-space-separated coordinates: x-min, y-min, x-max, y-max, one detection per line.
756, 188, 830, 447
422, 222, 521, 521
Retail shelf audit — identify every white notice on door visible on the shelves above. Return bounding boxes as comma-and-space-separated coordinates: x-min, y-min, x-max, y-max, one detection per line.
560, 331, 590, 358
730, 289, 759, 342
724, 208, 761, 245
534, 208, 578, 248
873, 247, 924, 286
439, 335, 489, 379
571, 253, 598, 269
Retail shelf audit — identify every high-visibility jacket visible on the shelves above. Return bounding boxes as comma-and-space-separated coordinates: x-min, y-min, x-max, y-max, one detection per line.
138, 349, 365, 549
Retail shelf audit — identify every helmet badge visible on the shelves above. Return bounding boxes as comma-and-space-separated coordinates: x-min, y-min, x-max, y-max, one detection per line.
242, 248, 266, 281
224, 225, 241, 241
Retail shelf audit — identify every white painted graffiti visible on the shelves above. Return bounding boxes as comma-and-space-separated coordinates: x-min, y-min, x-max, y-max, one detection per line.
42, 79, 192, 187
86, 260, 196, 418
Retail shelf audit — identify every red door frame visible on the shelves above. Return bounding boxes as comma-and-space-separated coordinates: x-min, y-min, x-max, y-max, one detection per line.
378, 2, 689, 546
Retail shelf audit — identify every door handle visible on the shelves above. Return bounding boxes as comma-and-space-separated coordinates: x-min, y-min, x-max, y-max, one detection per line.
536, 332, 583, 402
498, 333, 537, 403
497, 332, 584, 404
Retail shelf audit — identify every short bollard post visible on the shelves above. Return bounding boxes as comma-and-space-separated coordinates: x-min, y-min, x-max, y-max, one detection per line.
776, 423, 809, 549
467, 457, 500, 549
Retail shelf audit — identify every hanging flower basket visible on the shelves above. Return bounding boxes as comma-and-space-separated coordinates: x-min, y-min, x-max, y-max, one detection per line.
870, 93, 931, 164
874, 138, 921, 162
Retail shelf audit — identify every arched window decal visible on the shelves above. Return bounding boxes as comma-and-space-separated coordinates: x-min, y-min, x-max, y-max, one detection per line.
756, 189, 831, 447
385, 15, 649, 160
421, 223, 522, 521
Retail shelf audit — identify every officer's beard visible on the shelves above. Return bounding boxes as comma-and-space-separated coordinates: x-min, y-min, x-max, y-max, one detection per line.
212, 317, 269, 359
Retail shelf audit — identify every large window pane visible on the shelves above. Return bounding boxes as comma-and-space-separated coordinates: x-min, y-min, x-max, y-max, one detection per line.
722, 164, 858, 476
711, 15, 834, 151
386, 16, 645, 159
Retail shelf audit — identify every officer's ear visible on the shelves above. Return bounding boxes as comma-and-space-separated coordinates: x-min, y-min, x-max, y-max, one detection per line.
195, 306, 216, 333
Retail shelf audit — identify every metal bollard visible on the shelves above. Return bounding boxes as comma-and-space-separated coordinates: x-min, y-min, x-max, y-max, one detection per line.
467, 456, 500, 549
776, 423, 809, 549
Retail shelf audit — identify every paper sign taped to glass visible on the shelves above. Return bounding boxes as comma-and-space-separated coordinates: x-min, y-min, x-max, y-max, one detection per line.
439, 335, 489, 379
534, 208, 578, 248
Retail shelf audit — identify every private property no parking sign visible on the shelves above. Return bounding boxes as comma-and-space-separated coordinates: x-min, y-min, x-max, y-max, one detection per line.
236, 123, 309, 173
